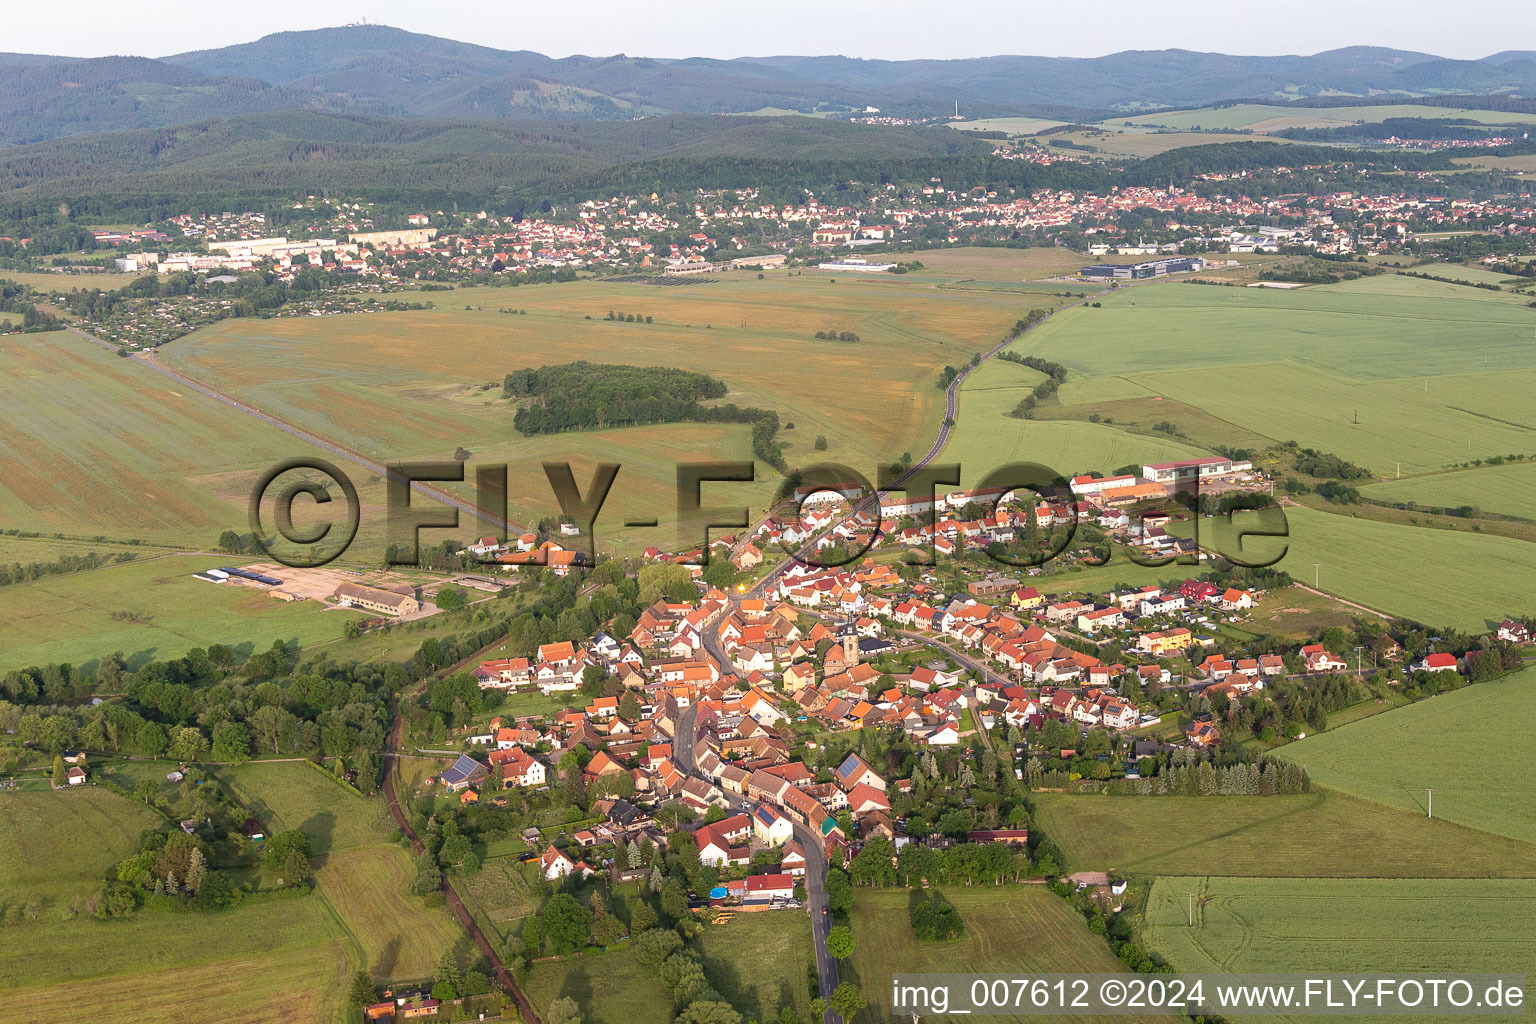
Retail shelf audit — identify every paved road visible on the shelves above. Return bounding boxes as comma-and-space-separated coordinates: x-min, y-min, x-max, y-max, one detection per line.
69, 326, 524, 539
673, 695, 839, 1021
790, 817, 838, 1021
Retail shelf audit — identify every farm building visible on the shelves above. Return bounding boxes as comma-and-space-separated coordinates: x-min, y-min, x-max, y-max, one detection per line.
333, 582, 421, 616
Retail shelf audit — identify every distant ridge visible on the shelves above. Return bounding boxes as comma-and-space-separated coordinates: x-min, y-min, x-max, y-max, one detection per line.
0, 25, 1533, 144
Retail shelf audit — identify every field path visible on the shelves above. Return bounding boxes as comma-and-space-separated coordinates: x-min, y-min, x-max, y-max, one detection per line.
67, 326, 525, 539
1289, 581, 1392, 620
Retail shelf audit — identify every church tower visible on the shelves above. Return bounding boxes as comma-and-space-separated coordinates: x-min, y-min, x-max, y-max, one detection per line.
839, 619, 860, 668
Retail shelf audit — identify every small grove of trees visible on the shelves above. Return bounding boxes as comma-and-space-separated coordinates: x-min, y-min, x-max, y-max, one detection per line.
909, 891, 964, 941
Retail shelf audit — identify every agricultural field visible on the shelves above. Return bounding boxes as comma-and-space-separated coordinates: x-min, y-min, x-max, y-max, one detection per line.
0, 329, 400, 558
215, 761, 466, 983
964, 271, 1536, 627
1020, 275, 1536, 474
1363, 460, 1536, 520
0, 786, 161, 910
1143, 877, 1536, 1022
0, 890, 353, 1024
1453, 152, 1536, 173
1281, 667, 1536, 844
1119, 103, 1536, 133
846, 887, 1180, 1024
908, 245, 1125, 281
156, 270, 1062, 548
1031, 790, 1536, 878
0, 533, 182, 565
0, 554, 364, 672
1231, 505, 1536, 631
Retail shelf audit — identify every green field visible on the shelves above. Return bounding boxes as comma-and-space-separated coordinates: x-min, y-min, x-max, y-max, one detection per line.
1364, 460, 1536, 520
1218, 505, 1536, 631
1047, 129, 1309, 159
1281, 667, 1536, 844
698, 911, 816, 1023
525, 946, 669, 1024
1032, 790, 1536, 878
0, 885, 352, 1024
0, 554, 363, 672
0, 786, 161, 909
0, 270, 149, 294
1144, 877, 1536, 1023
515, 914, 813, 1024
846, 887, 1179, 1024
1121, 103, 1536, 133
1021, 276, 1536, 474
216, 761, 466, 983
943, 357, 1207, 485
968, 271, 1536, 628
0, 534, 182, 565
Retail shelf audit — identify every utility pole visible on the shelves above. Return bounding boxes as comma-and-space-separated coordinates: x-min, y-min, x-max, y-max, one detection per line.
1314, 563, 1320, 589
1428, 789, 1433, 819
1185, 891, 1196, 927
1354, 646, 1365, 676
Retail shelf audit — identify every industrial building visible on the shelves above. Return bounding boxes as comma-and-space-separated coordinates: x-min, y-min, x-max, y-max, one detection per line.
1080, 256, 1205, 280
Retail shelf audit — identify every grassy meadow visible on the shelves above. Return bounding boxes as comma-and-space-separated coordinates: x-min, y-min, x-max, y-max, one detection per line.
1031, 790, 1536, 878
215, 761, 466, 983
0, 786, 161, 910
0, 534, 182, 565
942, 357, 1208, 483
1144, 877, 1536, 1022
1281, 667, 1536, 844
698, 911, 816, 1023
972, 270, 1536, 628
846, 887, 1180, 1024
0, 880, 353, 1024
523, 944, 670, 1024
0, 554, 363, 672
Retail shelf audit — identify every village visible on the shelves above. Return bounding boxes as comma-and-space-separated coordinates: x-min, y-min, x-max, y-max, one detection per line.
375, 449, 1528, 949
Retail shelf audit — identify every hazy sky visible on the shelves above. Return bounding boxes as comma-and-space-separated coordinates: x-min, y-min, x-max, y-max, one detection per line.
10, 0, 1533, 60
